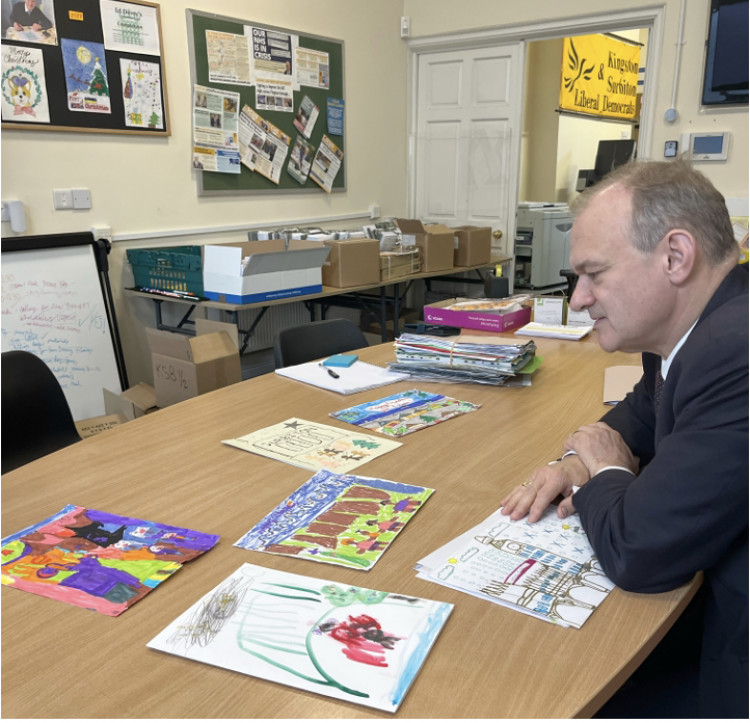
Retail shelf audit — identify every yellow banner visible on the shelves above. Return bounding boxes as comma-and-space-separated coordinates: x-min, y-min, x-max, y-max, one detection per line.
559, 35, 640, 120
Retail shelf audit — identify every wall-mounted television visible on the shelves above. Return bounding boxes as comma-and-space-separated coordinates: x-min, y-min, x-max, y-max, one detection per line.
701, 0, 749, 106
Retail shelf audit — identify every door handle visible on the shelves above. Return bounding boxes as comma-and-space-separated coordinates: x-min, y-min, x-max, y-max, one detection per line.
492, 229, 503, 239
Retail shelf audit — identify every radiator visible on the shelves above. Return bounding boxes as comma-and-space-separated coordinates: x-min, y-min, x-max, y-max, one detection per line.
233, 302, 361, 352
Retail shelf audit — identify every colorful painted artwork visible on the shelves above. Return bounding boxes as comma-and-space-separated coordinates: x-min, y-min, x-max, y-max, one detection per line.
1, 45, 50, 123
60, 38, 111, 113
1, 505, 219, 616
416, 506, 614, 628
147, 562, 453, 712
235, 469, 434, 570
330, 389, 480, 437
222, 418, 402, 473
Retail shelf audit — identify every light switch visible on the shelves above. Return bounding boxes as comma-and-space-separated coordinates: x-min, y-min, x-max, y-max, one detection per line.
72, 188, 91, 209
53, 189, 73, 210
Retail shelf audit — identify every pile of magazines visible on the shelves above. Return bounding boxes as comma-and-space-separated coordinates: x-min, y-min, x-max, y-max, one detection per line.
388, 333, 537, 386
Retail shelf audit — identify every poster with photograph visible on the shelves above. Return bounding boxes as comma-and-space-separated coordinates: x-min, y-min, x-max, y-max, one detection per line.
1, 43, 49, 122
247, 25, 294, 78
287, 134, 314, 184
295, 45, 329, 89
293, 94, 318, 138
2, 0, 57, 45
192, 83, 241, 173
60, 38, 111, 113
309, 134, 344, 193
255, 74, 293, 112
238, 104, 290, 184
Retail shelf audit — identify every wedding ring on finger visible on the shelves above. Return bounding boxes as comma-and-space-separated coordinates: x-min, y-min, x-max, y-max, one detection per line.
521, 480, 532, 487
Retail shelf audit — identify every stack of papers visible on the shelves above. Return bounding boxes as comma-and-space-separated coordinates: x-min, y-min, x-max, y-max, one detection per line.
388, 333, 537, 386
275, 359, 408, 394
514, 322, 593, 340
416, 506, 614, 629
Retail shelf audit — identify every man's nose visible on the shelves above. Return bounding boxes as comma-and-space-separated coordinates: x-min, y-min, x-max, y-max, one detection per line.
569, 279, 592, 311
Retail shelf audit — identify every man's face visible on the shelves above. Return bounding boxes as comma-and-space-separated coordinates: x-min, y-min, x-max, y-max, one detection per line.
569, 183, 672, 354
26, 0, 37, 10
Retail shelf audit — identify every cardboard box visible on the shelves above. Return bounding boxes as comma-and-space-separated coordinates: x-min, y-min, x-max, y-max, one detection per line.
380, 249, 421, 281
322, 238, 380, 288
424, 297, 532, 333
202, 239, 331, 304
146, 329, 242, 407
104, 382, 158, 420
396, 219, 454, 272
195, 318, 240, 348
453, 226, 492, 266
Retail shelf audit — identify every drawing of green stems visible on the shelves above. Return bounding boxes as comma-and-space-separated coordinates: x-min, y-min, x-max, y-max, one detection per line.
236, 584, 370, 699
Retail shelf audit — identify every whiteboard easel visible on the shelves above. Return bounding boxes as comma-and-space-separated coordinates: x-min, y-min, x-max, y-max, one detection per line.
1, 232, 128, 420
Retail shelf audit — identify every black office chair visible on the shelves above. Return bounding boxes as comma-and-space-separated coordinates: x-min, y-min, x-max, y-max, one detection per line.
273, 318, 369, 368
1, 350, 82, 474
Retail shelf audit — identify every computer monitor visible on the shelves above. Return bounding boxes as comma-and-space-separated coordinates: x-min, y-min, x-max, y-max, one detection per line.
593, 139, 636, 182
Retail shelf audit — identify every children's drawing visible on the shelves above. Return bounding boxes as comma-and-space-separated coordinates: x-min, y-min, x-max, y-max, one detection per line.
330, 389, 480, 437
416, 506, 614, 628
222, 418, 402, 473
120, 58, 163, 129
1, 45, 50, 123
60, 38, 111, 113
235, 469, 433, 570
147, 562, 453, 712
1, 504, 219, 616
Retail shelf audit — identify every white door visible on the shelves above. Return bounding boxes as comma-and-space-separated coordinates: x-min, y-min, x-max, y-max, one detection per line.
413, 43, 524, 259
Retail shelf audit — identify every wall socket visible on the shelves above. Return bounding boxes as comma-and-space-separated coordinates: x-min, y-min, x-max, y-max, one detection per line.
91, 225, 112, 242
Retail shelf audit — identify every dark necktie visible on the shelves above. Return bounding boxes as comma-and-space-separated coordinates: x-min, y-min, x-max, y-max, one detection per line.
654, 369, 664, 414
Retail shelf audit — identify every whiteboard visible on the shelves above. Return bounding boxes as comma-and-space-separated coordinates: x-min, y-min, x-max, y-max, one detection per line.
1, 238, 124, 421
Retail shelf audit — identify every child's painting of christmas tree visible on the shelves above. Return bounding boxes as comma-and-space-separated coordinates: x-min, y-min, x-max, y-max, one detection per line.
60, 38, 111, 113
120, 58, 163, 129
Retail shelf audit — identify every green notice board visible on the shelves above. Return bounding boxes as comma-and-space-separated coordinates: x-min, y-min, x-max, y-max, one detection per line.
187, 10, 345, 195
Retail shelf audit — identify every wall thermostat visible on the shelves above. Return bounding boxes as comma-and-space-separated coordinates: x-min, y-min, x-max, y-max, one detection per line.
664, 140, 678, 158
685, 131, 730, 161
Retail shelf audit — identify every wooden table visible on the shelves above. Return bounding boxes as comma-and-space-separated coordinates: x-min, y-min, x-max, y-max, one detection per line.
125, 256, 512, 348
1, 337, 699, 718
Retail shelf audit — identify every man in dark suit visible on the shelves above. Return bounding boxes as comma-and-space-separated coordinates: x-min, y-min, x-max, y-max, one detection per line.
11, 0, 52, 31
501, 158, 748, 718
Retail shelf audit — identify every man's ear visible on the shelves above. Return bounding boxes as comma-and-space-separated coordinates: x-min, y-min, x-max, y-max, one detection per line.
663, 229, 696, 284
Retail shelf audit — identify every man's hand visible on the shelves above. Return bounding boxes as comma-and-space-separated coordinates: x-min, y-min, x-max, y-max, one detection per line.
500, 453, 589, 523
563, 422, 639, 477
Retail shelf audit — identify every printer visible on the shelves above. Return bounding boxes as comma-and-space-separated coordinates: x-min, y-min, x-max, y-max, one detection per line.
514, 202, 573, 289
